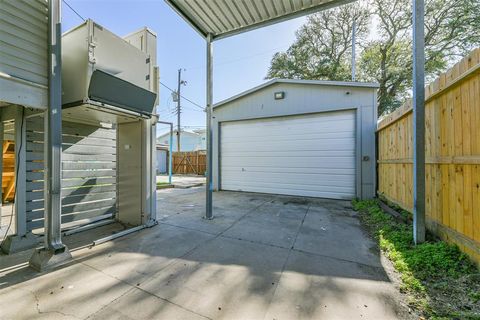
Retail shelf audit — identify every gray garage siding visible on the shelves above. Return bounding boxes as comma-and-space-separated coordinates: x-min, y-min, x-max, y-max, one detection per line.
212, 80, 378, 200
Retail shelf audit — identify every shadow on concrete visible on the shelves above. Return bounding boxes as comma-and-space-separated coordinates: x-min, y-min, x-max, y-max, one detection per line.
0, 188, 410, 319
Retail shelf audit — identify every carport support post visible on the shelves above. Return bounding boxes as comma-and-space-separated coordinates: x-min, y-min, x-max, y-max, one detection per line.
156, 120, 174, 184
412, 0, 426, 244
205, 33, 213, 219
29, 0, 71, 271
168, 122, 173, 184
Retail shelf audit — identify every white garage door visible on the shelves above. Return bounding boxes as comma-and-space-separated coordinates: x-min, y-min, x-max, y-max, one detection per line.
220, 110, 356, 199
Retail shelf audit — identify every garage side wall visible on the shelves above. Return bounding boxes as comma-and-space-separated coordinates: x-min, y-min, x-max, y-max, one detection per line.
212, 82, 377, 200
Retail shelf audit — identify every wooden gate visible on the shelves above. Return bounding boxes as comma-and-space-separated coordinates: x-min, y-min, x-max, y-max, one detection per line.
172, 151, 206, 175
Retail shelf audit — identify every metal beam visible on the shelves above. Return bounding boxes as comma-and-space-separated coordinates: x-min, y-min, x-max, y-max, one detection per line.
205, 33, 213, 219
412, 0, 426, 244
44, 0, 65, 252
29, 0, 71, 271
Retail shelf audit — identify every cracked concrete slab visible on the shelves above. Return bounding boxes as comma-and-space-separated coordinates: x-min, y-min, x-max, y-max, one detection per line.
294, 205, 382, 267
75, 224, 216, 286
0, 188, 411, 320
0, 262, 132, 320
140, 236, 290, 320
264, 250, 406, 320
222, 211, 304, 248
88, 287, 209, 320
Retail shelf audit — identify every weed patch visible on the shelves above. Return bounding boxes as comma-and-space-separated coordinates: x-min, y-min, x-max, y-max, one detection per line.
353, 199, 480, 319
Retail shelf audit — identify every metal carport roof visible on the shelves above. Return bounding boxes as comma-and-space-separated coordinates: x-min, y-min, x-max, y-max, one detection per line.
164, 0, 356, 40
163, 0, 427, 244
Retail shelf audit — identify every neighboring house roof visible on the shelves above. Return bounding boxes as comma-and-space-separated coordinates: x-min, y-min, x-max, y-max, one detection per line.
213, 79, 380, 109
157, 129, 202, 139
156, 143, 169, 150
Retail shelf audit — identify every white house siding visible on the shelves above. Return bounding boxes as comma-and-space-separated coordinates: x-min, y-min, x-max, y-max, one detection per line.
156, 149, 167, 173
0, 0, 48, 108
157, 130, 206, 152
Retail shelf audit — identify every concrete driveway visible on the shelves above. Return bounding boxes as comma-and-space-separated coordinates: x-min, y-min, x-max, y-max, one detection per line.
157, 174, 206, 188
0, 188, 410, 320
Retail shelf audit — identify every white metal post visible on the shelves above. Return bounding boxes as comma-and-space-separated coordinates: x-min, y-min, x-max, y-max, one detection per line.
156, 120, 173, 184
146, 118, 157, 226
412, 0, 426, 244
205, 33, 213, 219
351, 21, 356, 81
44, 0, 65, 252
30, 0, 71, 271
169, 123, 173, 184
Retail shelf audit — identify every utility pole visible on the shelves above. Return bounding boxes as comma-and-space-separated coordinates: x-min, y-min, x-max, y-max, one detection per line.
176, 68, 182, 152
352, 20, 356, 81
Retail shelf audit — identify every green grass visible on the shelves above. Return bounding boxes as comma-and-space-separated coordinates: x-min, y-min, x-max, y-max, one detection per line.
156, 182, 173, 189
353, 199, 479, 318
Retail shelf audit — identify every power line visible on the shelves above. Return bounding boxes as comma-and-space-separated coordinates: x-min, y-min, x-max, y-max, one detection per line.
185, 43, 291, 70
62, 0, 85, 21
160, 81, 204, 110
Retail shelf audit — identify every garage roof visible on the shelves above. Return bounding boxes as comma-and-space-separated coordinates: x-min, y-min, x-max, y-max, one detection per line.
214, 78, 379, 108
164, 0, 357, 40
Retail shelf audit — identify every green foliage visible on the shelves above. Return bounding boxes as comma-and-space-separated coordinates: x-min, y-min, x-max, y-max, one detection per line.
352, 199, 479, 317
266, 2, 371, 81
266, 0, 480, 116
470, 291, 480, 303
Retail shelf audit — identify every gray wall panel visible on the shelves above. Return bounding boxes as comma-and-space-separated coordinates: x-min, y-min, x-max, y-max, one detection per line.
212, 82, 377, 199
25, 116, 117, 233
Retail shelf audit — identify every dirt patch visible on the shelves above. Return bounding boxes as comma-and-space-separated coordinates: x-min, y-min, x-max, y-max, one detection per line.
426, 273, 480, 318
354, 199, 480, 319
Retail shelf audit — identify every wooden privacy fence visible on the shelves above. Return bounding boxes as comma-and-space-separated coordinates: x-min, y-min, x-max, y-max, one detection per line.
377, 48, 480, 265
172, 150, 206, 175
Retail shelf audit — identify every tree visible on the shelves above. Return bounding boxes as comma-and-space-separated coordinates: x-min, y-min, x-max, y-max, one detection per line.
266, 2, 371, 81
267, 0, 480, 116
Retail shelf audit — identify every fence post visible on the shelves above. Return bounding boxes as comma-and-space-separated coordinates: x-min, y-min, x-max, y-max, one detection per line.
412, 0, 426, 244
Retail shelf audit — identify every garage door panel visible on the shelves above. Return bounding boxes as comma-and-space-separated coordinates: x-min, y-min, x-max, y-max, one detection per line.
222, 167, 356, 176
223, 156, 354, 169
222, 131, 355, 143
222, 122, 355, 139
222, 111, 354, 129
222, 150, 355, 158
220, 110, 356, 199
222, 181, 355, 199
223, 179, 355, 192
221, 141, 355, 153
222, 173, 355, 187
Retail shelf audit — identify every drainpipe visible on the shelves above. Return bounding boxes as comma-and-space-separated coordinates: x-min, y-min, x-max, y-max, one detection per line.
29, 0, 72, 271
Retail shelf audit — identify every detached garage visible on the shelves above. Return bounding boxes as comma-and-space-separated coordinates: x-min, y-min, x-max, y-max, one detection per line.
212, 79, 378, 200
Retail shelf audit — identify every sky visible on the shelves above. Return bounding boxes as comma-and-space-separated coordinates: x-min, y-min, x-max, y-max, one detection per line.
62, 0, 306, 134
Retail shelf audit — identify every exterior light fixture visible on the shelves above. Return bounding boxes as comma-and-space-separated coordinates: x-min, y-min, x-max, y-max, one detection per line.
274, 91, 285, 100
